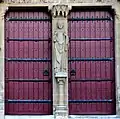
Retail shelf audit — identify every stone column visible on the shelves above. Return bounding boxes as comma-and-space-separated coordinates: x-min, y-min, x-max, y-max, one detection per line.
49, 5, 71, 119
0, 5, 8, 119
114, 4, 120, 115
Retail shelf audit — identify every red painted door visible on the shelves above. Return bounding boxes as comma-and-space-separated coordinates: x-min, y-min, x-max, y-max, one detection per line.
5, 8, 52, 115
68, 9, 115, 114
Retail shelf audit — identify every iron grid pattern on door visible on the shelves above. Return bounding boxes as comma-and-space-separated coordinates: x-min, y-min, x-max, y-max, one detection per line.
5, 9, 52, 115
68, 9, 115, 114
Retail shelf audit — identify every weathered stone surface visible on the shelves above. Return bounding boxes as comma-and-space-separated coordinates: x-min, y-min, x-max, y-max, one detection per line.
0, 102, 4, 110
5, 116, 54, 119
3, 0, 118, 4
0, 115, 4, 119
69, 0, 117, 3
69, 115, 120, 119
50, 4, 70, 119
117, 23, 120, 38
4, 115, 120, 119
0, 91, 4, 101
3, 0, 65, 4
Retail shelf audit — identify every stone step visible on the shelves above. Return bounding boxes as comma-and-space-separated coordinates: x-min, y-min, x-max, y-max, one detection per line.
5, 115, 120, 119
69, 115, 120, 119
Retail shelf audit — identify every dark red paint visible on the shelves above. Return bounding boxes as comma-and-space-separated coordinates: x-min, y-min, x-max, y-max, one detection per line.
68, 10, 115, 114
5, 10, 52, 115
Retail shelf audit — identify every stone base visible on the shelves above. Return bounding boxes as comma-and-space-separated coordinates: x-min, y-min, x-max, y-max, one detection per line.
55, 106, 68, 119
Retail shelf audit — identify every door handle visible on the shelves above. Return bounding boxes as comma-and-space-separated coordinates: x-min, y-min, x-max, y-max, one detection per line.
43, 69, 49, 76
70, 69, 76, 76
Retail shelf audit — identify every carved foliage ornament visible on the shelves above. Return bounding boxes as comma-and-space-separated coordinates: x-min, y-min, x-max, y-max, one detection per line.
0, 6, 8, 20
51, 5, 70, 17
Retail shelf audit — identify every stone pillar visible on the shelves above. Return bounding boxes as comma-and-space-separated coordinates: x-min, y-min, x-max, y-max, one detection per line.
55, 72, 67, 119
114, 5, 120, 115
0, 5, 8, 119
50, 5, 71, 119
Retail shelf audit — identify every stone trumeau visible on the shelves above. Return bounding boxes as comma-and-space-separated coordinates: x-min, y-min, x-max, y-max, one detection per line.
50, 4, 71, 119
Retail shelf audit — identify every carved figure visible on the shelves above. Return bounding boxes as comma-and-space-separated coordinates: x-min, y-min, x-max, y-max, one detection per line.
54, 20, 68, 73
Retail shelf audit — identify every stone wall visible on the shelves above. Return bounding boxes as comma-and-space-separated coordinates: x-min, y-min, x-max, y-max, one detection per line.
115, 3, 120, 115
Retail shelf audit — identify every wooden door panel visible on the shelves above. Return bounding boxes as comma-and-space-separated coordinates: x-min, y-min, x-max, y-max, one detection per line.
68, 9, 115, 114
5, 9, 52, 115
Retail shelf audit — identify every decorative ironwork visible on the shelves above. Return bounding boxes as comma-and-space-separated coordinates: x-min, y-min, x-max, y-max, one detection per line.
6, 58, 51, 62
70, 69, 76, 76
43, 69, 49, 76
7, 38, 51, 41
5, 79, 51, 82
69, 78, 113, 82
6, 99, 52, 103
69, 58, 113, 61
6, 99, 112, 103
7, 18, 51, 21
70, 38, 112, 41
68, 17, 112, 21
69, 99, 113, 103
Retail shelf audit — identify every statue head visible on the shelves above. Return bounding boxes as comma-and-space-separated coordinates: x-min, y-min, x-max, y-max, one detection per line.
57, 20, 64, 29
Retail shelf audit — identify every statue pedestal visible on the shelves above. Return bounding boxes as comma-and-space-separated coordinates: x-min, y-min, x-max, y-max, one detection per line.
55, 72, 67, 78
55, 72, 68, 119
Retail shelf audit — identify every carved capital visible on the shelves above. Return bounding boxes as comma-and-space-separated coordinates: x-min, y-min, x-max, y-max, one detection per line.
112, 5, 120, 21
50, 5, 71, 17
111, 5, 120, 21
0, 6, 8, 20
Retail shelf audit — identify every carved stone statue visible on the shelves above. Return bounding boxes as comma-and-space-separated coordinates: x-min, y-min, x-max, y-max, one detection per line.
54, 20, 68, 73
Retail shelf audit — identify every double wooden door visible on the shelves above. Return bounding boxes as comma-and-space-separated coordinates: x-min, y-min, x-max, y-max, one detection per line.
5, 8, 115, 115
